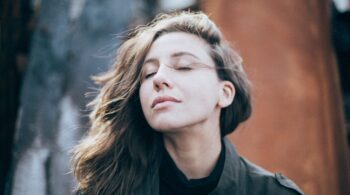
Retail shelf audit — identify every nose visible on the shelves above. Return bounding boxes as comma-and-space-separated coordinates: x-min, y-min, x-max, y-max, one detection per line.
153, 65, 173, 91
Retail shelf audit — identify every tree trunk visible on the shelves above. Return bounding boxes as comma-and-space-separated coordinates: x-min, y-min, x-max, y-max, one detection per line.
203, 1, 350, 195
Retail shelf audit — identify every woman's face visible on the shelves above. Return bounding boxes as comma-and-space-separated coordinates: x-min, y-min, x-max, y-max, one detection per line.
139, 32, 225, 132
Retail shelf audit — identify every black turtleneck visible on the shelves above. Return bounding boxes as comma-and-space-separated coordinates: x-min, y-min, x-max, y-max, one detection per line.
159, 143, 225, 195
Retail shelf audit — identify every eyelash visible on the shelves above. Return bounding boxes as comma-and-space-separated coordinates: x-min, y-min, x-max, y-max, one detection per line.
176, 66, 192, 71
143, 65, 193, 80
145, 72, 156, 79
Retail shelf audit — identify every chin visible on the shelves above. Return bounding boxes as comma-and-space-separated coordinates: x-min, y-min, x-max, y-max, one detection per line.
150, 122, 185, 133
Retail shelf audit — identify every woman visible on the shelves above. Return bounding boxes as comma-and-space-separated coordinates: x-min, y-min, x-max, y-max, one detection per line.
72, 11, 303, 195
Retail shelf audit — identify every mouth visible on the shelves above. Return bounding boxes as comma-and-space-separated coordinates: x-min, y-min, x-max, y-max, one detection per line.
151, 96, 181, 108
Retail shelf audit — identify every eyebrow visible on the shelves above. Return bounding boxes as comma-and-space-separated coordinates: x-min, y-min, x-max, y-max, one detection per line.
143, 51, 200, 65
143, 58, 158, 66
171, 51, 200, 59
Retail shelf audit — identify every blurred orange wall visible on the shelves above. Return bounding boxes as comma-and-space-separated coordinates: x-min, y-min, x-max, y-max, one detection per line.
202, 1, 350, 195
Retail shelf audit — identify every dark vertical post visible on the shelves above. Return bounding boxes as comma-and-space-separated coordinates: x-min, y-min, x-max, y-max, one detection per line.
0, 0, 32, 193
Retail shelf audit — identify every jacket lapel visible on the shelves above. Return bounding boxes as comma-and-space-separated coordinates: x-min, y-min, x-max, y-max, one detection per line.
209, 138, 243, 195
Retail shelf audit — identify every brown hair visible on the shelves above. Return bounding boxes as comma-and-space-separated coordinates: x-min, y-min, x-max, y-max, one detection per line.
72, 11, 251, 194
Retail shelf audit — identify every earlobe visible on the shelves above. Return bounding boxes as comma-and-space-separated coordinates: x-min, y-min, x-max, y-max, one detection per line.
218, 81, 235, 108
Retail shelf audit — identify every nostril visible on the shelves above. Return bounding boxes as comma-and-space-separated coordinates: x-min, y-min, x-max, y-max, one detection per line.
153, 73, 172, 90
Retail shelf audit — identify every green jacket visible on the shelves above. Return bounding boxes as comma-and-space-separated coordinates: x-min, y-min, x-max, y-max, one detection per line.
134, 138, 304, 195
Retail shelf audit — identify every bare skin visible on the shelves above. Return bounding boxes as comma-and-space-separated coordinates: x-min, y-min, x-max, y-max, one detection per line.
162, 110, 222, 179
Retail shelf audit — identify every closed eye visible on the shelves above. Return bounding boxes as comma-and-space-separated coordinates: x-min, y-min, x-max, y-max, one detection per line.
145, 72, 156, 79
172, 62, 195, 71
176, 66, 192, 71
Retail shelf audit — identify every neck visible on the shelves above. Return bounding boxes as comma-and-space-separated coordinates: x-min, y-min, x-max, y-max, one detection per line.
162, 124, 222, 179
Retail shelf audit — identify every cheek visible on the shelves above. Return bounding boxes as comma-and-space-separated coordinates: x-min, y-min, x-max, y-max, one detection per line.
185, 78, 220, 105
195, 90, 219, 108
139, 84, 151, 114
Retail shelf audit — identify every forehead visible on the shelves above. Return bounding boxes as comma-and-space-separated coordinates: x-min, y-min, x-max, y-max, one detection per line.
145, 32, 213, 63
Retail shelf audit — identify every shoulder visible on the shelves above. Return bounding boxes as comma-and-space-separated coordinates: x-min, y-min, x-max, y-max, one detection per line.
240, 157, 304, 195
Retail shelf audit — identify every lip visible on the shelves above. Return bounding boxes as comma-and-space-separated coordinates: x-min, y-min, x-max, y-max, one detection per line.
151, 96, 181, 108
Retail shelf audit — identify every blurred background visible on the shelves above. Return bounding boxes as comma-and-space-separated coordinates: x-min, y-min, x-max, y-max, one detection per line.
1, 0, 350, 194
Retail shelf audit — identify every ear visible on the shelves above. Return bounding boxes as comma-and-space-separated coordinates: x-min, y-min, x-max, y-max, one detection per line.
218, 81, 235, 108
